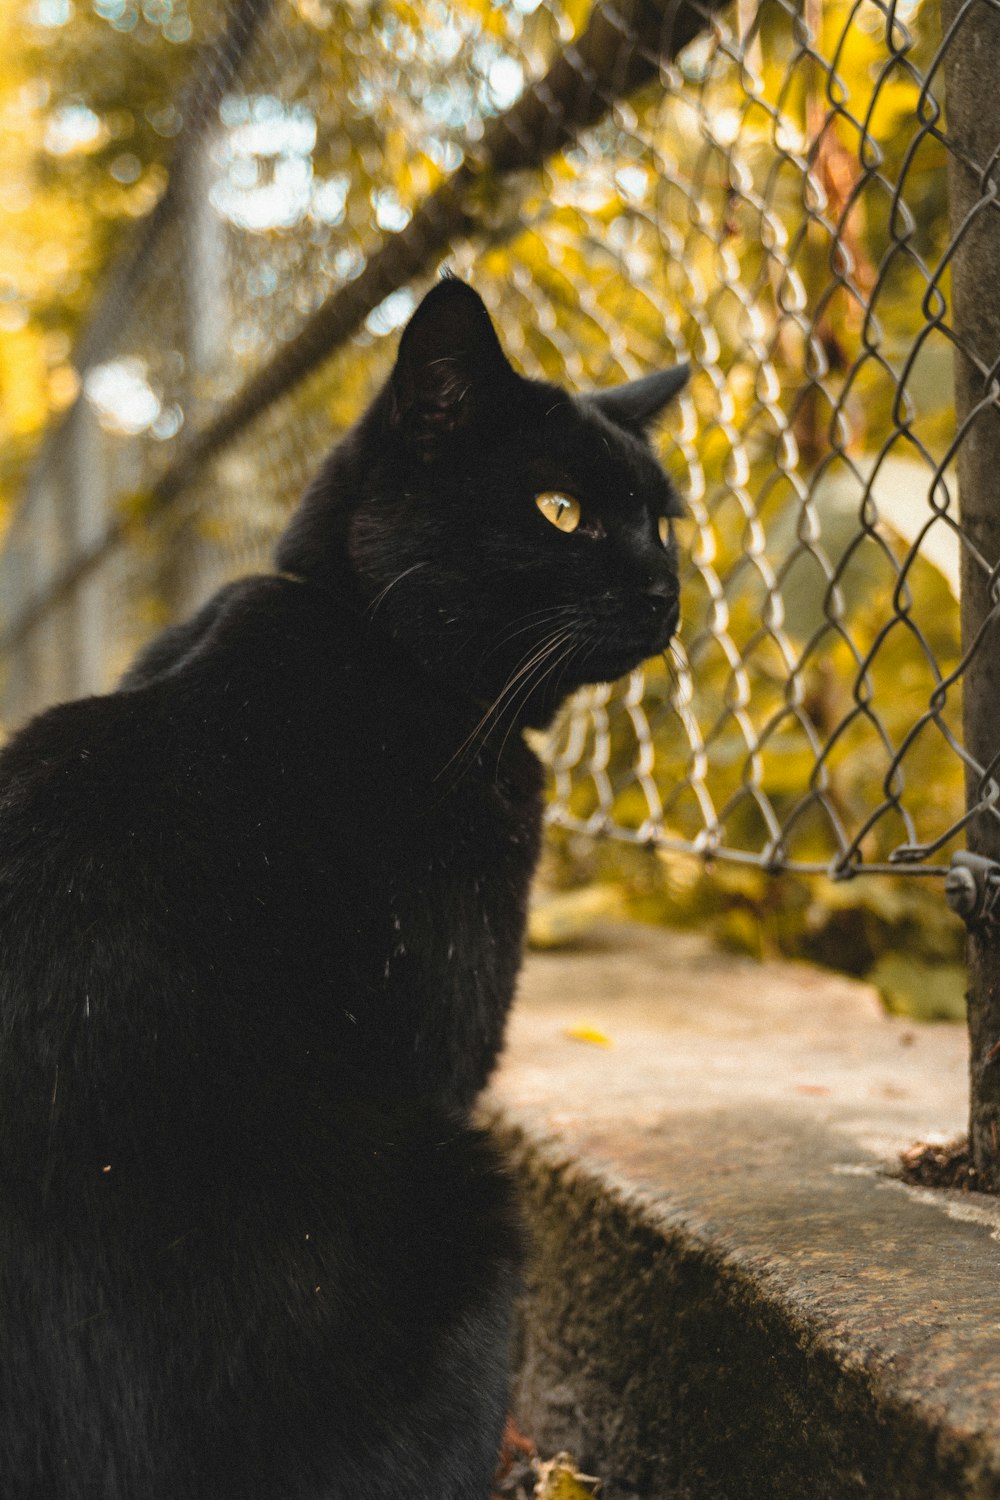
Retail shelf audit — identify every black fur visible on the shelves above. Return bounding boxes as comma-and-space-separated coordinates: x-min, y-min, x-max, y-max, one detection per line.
0, 279, 685, 1498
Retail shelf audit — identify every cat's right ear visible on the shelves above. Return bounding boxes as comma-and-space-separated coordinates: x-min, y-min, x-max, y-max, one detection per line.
589, 364, 690, 435
389, 278, 517, 463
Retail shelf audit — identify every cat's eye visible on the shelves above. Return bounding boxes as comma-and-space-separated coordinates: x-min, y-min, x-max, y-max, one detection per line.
658, 516, 672, 547
535, 491, 581, 534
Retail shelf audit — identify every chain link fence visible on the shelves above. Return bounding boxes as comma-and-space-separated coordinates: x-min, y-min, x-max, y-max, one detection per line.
2, 0, 999, 888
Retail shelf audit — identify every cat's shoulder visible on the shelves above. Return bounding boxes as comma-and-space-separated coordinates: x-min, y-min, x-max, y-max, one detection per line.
0, 687, 155, 797
0, 576, 284, 812
123, 573, 354, 686
0, 685, 165, 867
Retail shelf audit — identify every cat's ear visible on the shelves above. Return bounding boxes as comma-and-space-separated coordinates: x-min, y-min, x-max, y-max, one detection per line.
588, 364, 690, 435
390, 277, 517, 463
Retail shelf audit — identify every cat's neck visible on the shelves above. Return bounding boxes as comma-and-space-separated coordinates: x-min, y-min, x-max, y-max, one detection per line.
268, 568, 563, 734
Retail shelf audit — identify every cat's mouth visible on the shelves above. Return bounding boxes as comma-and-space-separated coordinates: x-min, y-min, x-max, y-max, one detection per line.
566, 596, 679, 684
607, 590, 678, 649
466, 590, 679, 723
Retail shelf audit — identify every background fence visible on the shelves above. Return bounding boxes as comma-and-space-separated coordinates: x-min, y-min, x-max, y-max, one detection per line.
2, 0, 999, 891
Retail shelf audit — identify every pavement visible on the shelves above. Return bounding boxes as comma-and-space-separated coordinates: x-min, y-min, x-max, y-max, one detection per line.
484, 922, 1000, 1499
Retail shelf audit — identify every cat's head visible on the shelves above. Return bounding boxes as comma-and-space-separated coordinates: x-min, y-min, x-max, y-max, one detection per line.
278, 277, 687, 728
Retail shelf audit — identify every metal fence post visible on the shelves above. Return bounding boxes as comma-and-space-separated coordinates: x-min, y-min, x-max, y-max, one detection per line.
66, 402, 108, 699
162, 129, 230, 621
942, 0, 1000, 1187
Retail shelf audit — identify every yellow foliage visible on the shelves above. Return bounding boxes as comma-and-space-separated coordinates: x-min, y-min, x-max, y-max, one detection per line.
0, 2, 196, 532
0, 327, 50, 437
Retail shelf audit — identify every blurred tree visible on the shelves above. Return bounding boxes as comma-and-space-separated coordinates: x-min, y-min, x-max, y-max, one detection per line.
0, 0, 204, 521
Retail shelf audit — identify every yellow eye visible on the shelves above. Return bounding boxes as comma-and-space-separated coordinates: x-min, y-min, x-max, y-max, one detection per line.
658, 515, 672, 547
535, 491, 581, 534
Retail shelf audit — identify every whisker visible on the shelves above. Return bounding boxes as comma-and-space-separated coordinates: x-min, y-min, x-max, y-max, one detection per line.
436, 626, 577, 785
494, 637, 580, 767
364, 562, 429, 621
474, 604, 583, 667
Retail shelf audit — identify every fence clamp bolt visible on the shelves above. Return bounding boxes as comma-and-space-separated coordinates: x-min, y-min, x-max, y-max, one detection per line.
945, 852, 1000, 928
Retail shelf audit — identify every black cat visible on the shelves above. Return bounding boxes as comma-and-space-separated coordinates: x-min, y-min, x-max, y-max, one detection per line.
0, 278, 686, 1499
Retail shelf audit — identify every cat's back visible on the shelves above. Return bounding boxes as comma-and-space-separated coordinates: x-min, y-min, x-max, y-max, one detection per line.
0, 575, 347, 853
0, 672, 179, 968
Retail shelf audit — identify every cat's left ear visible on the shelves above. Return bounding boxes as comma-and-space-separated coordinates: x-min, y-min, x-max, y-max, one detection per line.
390, 277, 518, 463
588, 364, 690, 435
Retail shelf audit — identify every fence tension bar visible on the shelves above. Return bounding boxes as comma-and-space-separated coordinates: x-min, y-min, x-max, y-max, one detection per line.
945, 852, 1000, 929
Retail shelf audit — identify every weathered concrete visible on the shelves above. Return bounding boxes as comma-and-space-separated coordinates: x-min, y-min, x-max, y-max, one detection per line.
484, 923, 1000, 1499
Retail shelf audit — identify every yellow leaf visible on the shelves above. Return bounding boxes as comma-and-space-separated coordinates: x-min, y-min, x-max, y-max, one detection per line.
535, 1453, 602, 1498
563, 1026, 613, 1049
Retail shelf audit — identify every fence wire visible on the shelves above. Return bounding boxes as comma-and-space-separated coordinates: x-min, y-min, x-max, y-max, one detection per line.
2, 0, 999, 881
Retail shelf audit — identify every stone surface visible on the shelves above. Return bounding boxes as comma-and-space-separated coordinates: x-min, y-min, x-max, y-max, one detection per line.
483, 923, 1000, 1499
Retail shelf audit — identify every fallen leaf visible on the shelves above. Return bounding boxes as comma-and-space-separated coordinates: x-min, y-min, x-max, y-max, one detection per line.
534, 1452, 602, 1498
563, 1026, 613, 1049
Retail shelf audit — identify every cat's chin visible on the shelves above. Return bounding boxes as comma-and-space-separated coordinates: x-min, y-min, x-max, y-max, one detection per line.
577, 632, 677, 688
517, 636, 677, 729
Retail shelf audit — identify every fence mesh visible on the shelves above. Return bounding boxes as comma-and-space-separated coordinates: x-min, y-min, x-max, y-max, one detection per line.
2, 0, 998, 880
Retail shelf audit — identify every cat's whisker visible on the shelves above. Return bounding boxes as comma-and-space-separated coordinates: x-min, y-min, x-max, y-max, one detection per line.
364, 561, 429, 621
488, 602, 582, 637
490, 632, 575, 723
464, 630, 575, 744
549, 633, 585, 706
436, 626, 578, 785
484, 626, 579, 718
476, 605, 583, 666
659, 646, 681, 698
474, 630, 583, 772
494, 638, 581, 768
476, 625, 576, 716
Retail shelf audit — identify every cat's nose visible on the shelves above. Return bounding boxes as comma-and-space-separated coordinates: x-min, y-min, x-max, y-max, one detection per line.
641, 586, 679, 638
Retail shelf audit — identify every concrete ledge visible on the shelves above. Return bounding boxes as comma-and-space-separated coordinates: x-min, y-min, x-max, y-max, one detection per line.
484, 923, 998, 1499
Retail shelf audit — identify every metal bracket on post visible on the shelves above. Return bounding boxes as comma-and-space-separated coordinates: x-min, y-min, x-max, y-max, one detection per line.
945, 852, 1000, 929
